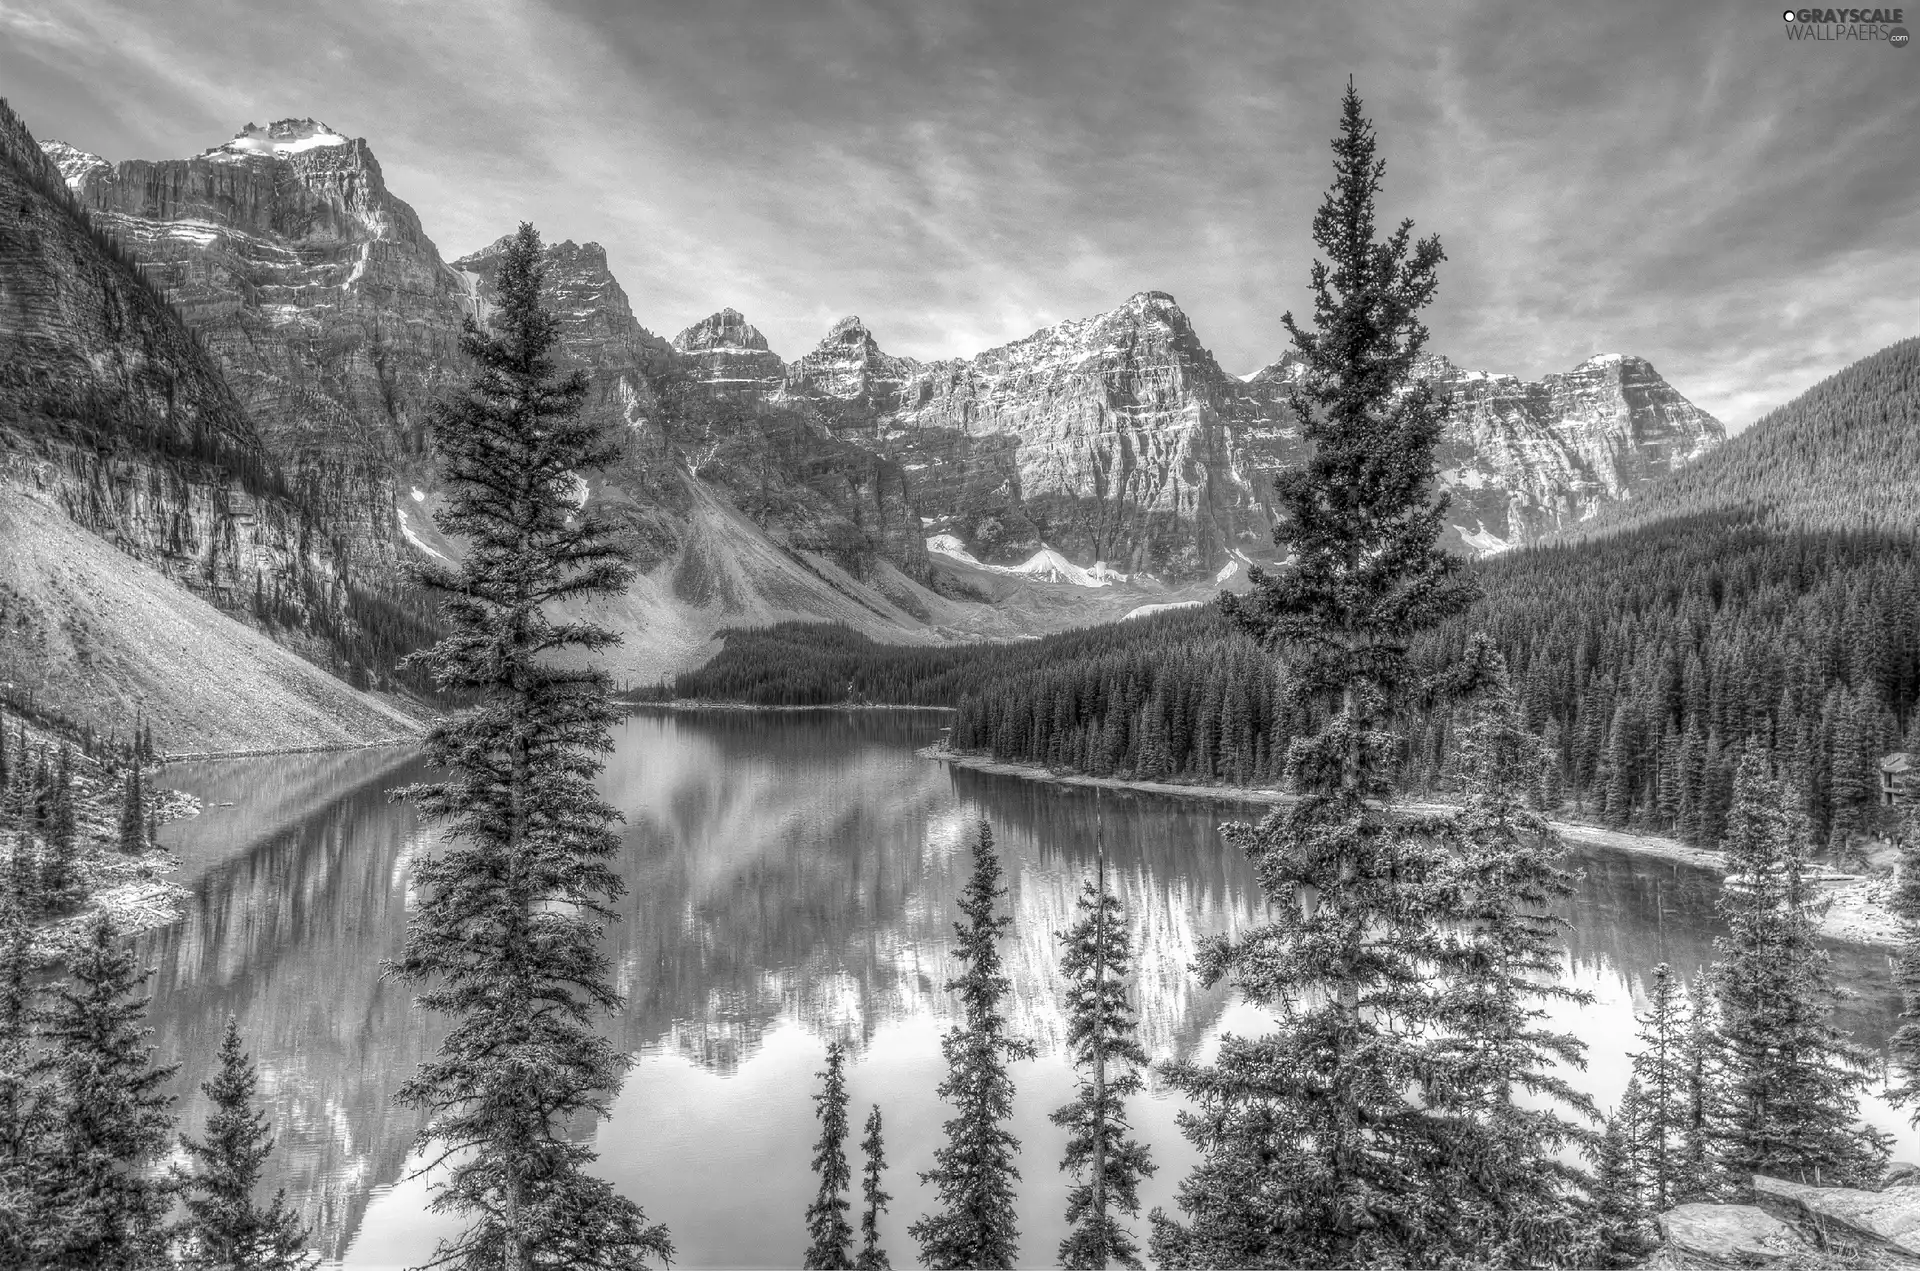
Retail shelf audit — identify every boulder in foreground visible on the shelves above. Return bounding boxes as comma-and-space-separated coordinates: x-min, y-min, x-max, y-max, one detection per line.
1753, 1173, 1920, 1264
1655, 1202, 1806, 1267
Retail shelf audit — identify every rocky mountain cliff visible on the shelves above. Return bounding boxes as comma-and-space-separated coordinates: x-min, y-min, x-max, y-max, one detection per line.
1411, 351, 1726, 551
674, 291, 1723, 570
19, 106, 1729, 695
449, 236, 931, 586
45, 118, 471, 568
0, 99, 425, 744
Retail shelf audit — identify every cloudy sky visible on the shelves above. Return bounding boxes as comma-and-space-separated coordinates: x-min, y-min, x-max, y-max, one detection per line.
4, 0, 1916, 429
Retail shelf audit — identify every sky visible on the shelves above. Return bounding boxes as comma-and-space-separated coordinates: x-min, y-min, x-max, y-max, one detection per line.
3, 0, 1917, 430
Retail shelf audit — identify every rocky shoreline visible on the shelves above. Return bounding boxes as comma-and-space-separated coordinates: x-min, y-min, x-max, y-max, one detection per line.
626, 700, 956, 714
917, 745, 1902, 949
157, 735, 422, 763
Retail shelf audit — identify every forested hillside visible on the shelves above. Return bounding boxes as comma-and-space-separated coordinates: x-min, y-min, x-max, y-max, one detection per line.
667, 511, 1920, 850
1580, 336, 1920, 536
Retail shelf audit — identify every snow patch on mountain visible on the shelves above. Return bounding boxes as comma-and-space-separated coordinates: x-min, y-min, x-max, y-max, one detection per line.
925, 536, 1126, 588
396, 508, 449, 562
1122, 600, 1206, 622
212, 120, 350, 160
1458, 523, 1515, 557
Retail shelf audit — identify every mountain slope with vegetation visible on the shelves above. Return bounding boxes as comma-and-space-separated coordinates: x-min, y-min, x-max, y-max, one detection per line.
1576, 336, 1920, 537
667, 336, 1920, 854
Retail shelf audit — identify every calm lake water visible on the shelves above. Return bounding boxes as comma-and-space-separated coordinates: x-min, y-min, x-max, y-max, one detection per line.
143, 708, 1914, 1269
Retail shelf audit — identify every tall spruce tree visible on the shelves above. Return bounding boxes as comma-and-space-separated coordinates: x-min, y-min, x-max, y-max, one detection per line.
117, 762, 143, 855
855, 1106, 890, 1271
1421, 636, 1593, 1266
1714, 746, 1886, 1190
1676, 977, 1726, 1204
1050, 851, 1154, 1270
803, 1042, 855, 1270
40, 746, 80, 916
1587, 1085, 1655, 1269
1151, 82, 1477, 1269
31, 912, 178, 1269
388, 222, 670, 1270
1627, 963, 1690, 1211
1881, 784, 1920, 1132
909, 821, 1034, 1270
0, 890, 38, 1265
7, 827, 37, 917
173, 1014, 314, 1270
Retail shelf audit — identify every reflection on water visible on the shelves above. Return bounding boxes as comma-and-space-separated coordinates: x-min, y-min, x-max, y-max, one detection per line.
142, 708, 1912, 1269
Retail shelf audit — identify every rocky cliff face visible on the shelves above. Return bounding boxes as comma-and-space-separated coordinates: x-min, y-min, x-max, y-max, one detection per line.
873, 291, 1281, 576
24, 104, 1725, 666
449, 241, 931, 591
671, 308, 785, 396
1239, 348, 1724, 557
1413, 351, 1726, 552
3, 100, 317, 618
672, 290, 1722, 575
46, 118, 472, 568
0, 99, 426, 735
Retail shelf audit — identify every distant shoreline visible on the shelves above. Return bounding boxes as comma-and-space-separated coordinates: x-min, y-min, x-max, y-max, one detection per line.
918, 745, 1900, 948
158, 735, 423, 764
623, 700, 956, 714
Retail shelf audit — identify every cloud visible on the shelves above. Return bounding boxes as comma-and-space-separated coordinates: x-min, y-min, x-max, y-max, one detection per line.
3, 0, 1915, 428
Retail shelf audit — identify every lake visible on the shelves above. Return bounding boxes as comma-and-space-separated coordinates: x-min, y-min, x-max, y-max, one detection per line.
143, 707, 1912, 1268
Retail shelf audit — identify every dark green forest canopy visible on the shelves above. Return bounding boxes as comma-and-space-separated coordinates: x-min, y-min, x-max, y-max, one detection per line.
660, 511, 1920, 849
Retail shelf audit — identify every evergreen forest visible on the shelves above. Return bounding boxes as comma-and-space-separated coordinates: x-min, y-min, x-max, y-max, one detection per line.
659, 510, 1920, 852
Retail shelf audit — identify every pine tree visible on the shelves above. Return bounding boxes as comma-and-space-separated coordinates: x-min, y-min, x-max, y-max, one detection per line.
1586, 1085, 1655, 1269
173, 1014, 314, 1270
31, 913, 178, 1269
1050, 852, 1154, 1270
117, 763, 143, 855
7, 828, 38, 918
1715, 746, 1886, 1190
29, 746, 47, 835
1676, 976, 1726, 1204
40, 745, 80, 916
855, 1106, 890, 1271
387, 222, 670, 1270
1628, 963, 1690, 1211
1420, 636, 1593, 1266
910, 821, 1034, 1269
1883, 793, 1920, 1132
0, 890, 40, 1266
1152, 82, 1477, 1270
803, 1042, 855, 1270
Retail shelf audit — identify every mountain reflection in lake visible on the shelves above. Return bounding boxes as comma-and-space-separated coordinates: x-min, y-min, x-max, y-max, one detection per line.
144, 708, 1911, 1269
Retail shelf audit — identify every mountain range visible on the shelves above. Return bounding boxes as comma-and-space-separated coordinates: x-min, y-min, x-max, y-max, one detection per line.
3, 106, 1743, 742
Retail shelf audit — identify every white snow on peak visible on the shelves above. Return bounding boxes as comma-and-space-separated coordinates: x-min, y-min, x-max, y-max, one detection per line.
410, 487, 427, 503
925, 536, 1126, 588
212, 121, 350, 160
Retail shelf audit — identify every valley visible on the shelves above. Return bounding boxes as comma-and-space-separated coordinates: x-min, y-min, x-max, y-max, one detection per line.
0, 17, 1913, 1267
4, 102, 1736, 742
